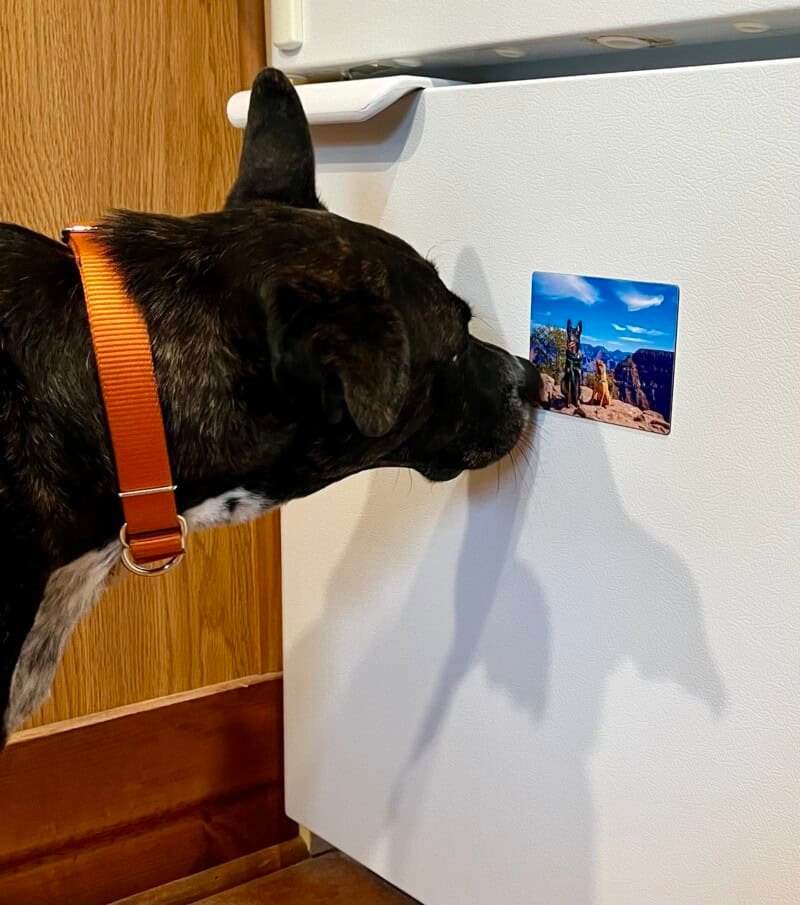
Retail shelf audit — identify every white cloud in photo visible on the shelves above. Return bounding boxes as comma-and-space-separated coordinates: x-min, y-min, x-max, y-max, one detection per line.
619, 336, 655, 344
618, 288, 664, 311
535, 272, 600, 305
611, 323, 626, 331
626, 325, 665, 336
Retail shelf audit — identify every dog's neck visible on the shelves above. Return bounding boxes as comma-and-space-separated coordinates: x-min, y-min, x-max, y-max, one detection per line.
0, 214, 293, 566
100, 211, 279, 484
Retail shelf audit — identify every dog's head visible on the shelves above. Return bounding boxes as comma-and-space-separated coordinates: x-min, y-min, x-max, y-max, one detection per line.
566, 318, 582, 354
595, 359, 606, 377
219, 69, 536, 496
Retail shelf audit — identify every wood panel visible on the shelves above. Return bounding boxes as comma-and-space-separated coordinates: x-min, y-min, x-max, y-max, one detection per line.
112, 839, 308, 905
0, 0, 282, 726
0, 0, 242, 229
0, 675, 296, 905
29, 519, 281, 726
238, 0, 269, 87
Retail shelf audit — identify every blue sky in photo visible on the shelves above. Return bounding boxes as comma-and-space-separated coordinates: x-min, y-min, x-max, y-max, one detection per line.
531, 272, 679, 353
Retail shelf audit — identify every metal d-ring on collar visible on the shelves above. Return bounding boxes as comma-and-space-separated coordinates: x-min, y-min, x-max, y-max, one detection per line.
120, 515, 188, 576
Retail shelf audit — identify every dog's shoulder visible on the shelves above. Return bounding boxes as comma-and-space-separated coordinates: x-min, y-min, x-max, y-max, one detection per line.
0, 223, 77, 308
0, 221, 70, 262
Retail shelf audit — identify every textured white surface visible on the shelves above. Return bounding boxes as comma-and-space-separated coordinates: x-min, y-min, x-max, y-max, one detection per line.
273, 0, 800, 72
283, 59, 800, 905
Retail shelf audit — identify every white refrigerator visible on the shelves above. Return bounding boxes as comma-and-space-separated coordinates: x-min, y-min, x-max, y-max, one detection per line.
233, 6, 800, 903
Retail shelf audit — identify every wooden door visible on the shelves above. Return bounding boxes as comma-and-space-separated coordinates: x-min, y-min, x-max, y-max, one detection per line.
0, 2, 294, 901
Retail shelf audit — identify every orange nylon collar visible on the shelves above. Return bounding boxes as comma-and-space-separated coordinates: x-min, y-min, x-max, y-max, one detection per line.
65, 224, 186, 575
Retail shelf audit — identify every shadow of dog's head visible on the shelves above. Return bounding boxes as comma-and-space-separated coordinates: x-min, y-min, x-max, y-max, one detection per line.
219, 68, 537, 496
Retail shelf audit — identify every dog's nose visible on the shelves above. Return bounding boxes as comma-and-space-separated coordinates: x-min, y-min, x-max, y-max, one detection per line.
516, 356, 539, 405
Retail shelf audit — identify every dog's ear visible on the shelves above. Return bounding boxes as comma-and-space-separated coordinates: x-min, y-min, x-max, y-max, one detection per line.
268, 283, 410, 437
226, 68, 322, 210
315, 299, 410, 437
576, 320, 582, 335
566, 318, 572, 333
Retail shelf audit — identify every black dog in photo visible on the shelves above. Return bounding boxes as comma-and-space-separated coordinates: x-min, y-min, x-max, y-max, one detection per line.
561, 318, 583, 407
0, 69, 537, 744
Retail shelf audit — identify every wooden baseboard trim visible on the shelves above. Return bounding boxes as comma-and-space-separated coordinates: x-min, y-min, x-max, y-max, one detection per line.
0, 675, 295, 905
10, 673, 282, 746
111, 837, 309, 905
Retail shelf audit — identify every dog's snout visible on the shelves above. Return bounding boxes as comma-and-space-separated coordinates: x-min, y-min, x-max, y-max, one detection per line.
516, 356, 539, 405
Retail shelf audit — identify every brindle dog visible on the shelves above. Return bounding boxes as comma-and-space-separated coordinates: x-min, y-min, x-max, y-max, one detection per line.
0, 69, 537, 744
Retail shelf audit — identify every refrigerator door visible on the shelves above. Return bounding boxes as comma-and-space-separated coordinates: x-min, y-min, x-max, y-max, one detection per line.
281, 59, 800, 905
271, 0, 800, 73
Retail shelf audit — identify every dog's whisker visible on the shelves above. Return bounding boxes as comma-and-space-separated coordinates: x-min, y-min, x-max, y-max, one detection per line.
425, 238, 459, 266
509, 448, 519, 488
472, 312, 504, 337
517, 450, 530, 488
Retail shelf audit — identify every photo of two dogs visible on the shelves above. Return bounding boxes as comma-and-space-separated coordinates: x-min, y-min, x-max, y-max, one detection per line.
0, 68, 538, 744
529, 271, 679, 434
562, 319, 611, 409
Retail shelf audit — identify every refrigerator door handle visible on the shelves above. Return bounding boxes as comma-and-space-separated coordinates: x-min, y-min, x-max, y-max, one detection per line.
227, 75, 461, 128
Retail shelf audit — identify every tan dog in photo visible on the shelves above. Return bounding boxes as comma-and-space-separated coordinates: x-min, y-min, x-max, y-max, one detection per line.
592, 360, 612, 407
